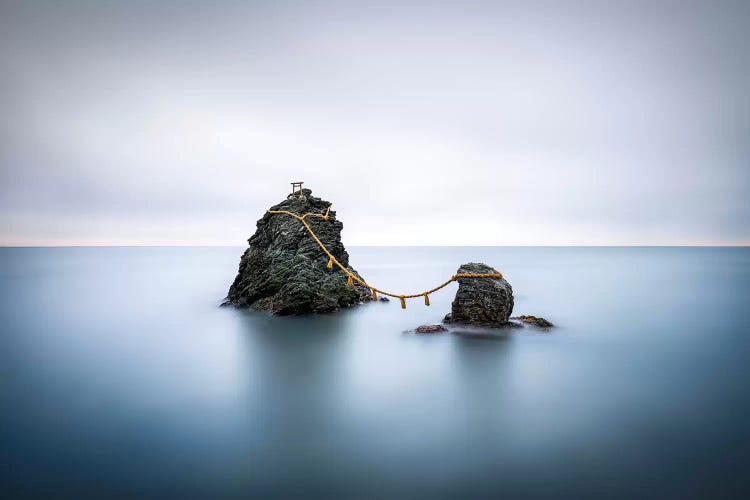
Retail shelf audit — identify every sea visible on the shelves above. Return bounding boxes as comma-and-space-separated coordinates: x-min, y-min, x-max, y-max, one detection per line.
1, 246, 749, 499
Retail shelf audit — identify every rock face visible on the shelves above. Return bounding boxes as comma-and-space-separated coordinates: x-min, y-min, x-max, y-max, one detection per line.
223, 189, 371, 314
443, 263, 514, 328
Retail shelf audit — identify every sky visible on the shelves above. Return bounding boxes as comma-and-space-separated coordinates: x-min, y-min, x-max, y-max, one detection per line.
1, 0, 748, 246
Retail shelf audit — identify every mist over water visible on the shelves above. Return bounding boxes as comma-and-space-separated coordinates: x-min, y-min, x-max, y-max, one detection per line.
2, 246, 749, 498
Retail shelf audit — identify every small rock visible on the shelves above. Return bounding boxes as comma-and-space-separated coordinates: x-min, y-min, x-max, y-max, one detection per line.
443, 263, 514, 328
511, 315, 554, 328
379, 297, 390, 302
414, 324, 448, 334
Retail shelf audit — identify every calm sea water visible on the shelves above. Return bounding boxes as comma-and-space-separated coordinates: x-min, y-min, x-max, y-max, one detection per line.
1, 246, 749, 499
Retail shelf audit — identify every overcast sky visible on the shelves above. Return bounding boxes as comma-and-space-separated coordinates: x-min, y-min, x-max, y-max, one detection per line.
1, 0, 748, 246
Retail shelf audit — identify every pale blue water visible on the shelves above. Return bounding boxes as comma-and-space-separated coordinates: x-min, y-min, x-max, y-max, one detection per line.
1, 246, 749, 498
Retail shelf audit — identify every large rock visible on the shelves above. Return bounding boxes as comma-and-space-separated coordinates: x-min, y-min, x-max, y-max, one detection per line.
223, 189, 371, 314
443, 263, 514, 327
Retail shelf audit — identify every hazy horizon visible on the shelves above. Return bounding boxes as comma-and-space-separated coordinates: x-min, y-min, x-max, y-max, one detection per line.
2, 0, 748, 246
2, 243, 748, 248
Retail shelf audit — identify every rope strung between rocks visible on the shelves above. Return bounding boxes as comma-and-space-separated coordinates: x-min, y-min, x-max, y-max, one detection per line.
267, 207, 504, 309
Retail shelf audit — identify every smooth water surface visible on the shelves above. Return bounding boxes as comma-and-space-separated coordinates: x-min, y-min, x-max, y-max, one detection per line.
2, 247, 749, 498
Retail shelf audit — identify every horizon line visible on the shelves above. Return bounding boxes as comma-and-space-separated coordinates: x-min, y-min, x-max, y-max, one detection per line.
1, 244, 748, 249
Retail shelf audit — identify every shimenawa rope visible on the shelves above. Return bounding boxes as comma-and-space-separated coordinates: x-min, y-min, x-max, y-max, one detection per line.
266, 206, 503, 309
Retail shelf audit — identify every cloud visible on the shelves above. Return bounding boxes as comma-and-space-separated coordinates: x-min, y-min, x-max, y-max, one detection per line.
1, 0, 748, 245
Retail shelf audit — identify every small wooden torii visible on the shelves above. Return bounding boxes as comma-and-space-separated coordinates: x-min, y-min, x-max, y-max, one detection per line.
291, 181, 304, 198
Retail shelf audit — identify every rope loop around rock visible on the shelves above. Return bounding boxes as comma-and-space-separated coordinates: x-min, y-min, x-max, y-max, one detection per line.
266, 207, 505, 309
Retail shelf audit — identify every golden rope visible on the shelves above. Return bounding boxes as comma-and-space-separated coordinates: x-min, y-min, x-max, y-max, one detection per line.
267, 207, 504, 309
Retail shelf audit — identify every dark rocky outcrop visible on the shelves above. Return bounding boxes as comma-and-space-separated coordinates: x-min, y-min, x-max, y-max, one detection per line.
414, 324, 448, 334
443, 263, 514, 328
223, 189, 371, 314
512, 315, 554, 328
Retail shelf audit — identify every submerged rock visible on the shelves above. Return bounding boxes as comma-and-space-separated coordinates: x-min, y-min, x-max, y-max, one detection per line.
443, 263, 514, 328
223, 188, 371, 314
414, 324, 448, 334
512, 315, 554, 328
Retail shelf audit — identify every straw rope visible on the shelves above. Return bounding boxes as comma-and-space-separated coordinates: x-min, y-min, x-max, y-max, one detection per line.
267, 207, 503, 309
